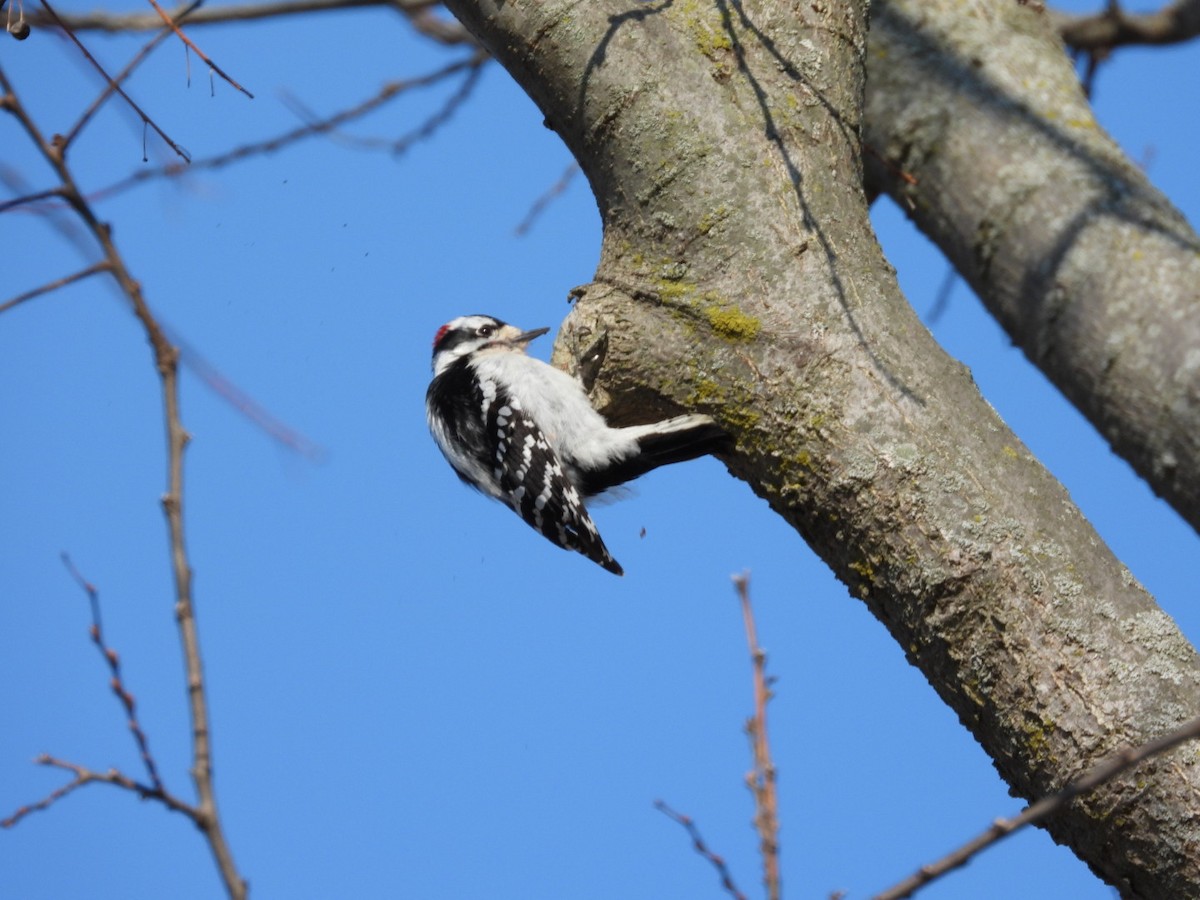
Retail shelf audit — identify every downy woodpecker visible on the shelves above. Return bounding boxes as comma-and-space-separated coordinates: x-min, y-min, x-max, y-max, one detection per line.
426, 314, 728, 575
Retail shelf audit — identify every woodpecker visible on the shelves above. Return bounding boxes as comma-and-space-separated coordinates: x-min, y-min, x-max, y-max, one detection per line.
426, 314, 729, 575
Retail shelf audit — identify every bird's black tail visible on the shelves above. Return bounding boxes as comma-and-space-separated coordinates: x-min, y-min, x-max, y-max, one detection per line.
578, 415, 731, 496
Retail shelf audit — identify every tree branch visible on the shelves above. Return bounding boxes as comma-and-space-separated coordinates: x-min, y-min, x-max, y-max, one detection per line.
449, 0, 1200, 894
864, 0, 1200, 534
143, 0, 254, 97
35, 1, 190, 162
1054, 0, 1200, 51
88, 53, 487, 201
27, 0, 424, 30
62, 0, 200, 152
0, 262, 111, 315
0, 61, 245, 900
654, 800, 750, 900
24, 0, 475, 45
2, 755, 194, 828
733, 573, 780, 900
60, 554, 165, 792
873, 715, 1200, 900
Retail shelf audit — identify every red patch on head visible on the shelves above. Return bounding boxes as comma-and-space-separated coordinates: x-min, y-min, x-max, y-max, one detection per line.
432, 324, 451, 349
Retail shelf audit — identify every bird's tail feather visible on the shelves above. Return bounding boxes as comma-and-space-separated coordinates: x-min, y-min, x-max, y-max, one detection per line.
578, 415, 730, 495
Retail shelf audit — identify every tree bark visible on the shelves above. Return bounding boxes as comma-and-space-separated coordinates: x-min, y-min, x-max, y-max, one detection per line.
864, 0, 1200, 534
441, 0, 1200, 896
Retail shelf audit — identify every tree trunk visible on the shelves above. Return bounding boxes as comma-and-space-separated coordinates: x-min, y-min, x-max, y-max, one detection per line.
441, 0, 1200, 895
864, 0, 1200, 534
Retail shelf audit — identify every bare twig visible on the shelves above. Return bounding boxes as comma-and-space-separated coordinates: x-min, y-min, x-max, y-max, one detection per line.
655, 799, 750, 900
35, 0, 190, 162
733, 572, 781, 900
2, 758, 93, 828
514, 161, 579, 236
2, 565, 192, 832
1055, 0, 1200, 52
63, 0, 203, 150
168, 326, 327, 461
3, 755, 183, 828
872, 714, 1200, 900
924, 267, 957, 325
144, 0, 255, 97
3, 755, 197, 828
0, 185, 65, 214
89, 53, 487, 200
0, 261, 111, 315
655, 576, 783, 900
29, 0, 437, 31
0, 167, 93, 258
279, 50, 486, 157
27, 0, 477, 46
0, 61, 244, 900
1054, 0, 1200, 95
61, 554, 166, 791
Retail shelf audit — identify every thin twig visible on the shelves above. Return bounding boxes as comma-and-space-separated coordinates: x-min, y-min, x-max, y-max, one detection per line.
30, 0, 439, 31
655, 800, 750, 900
89, 53, 487, 201
0, 166, 93, 258
168, 326, 327, 461
0, 62, 244, 899
733, 572, 781, 900
514, 161, 579, 236
144, 0, 254, 98
2, 755, 195, 829
276, 50, 484, 156
61, 553, 166, 792
925, 267, 956, 324
63, 0, 203, 150
36, 0, 191, 162
28, 0, 476, 45
2, 758, 92, 828
0, 185, 65, 214
1055, 0, 1200, 52
2, 564, 192, 831
0, 261, 110, 314
872, 715, 1200, 900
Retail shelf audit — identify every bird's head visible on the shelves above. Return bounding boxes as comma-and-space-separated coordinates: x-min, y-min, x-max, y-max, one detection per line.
430, 314, 549, 375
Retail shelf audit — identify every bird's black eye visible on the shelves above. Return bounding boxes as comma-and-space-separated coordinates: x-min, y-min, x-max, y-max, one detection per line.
478, 324, 495, 337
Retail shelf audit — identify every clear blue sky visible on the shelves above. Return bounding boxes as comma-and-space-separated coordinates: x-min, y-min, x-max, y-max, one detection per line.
2, 2, 1197, 898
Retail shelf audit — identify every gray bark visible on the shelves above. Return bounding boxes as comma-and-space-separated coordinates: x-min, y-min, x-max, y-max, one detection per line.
864, 0, 1200, 534
441, 0, 1200, 896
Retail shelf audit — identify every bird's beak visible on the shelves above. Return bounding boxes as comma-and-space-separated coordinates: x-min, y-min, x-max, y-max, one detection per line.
512, 326, 550, 345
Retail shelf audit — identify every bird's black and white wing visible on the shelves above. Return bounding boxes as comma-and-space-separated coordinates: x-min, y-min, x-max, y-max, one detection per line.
426, 356, 498, 498
484, 384, 623, 576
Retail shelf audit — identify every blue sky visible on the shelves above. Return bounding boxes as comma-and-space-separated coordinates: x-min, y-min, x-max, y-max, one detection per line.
2, 2, 1197, 898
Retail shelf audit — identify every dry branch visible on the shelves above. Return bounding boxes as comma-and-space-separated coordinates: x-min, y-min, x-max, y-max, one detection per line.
0, 261, 111, 315
864, 0, 1200, 533
63, 0, 200, 151
89, 53, 487, 200
655, 800, 750, 900
28, 0, 427, 30
25, 0, 475, 45
1, 57, 245, 900
872, 715, 1200, 900
514, 161, 579, 236
144, 0, 255, 97
1055, 0, 1200, 51
61, 553, 165, 792
36, 0, 190, 162
458, 0, 1200, 893
2, 562, 199, 839
733, 573, 780, 900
